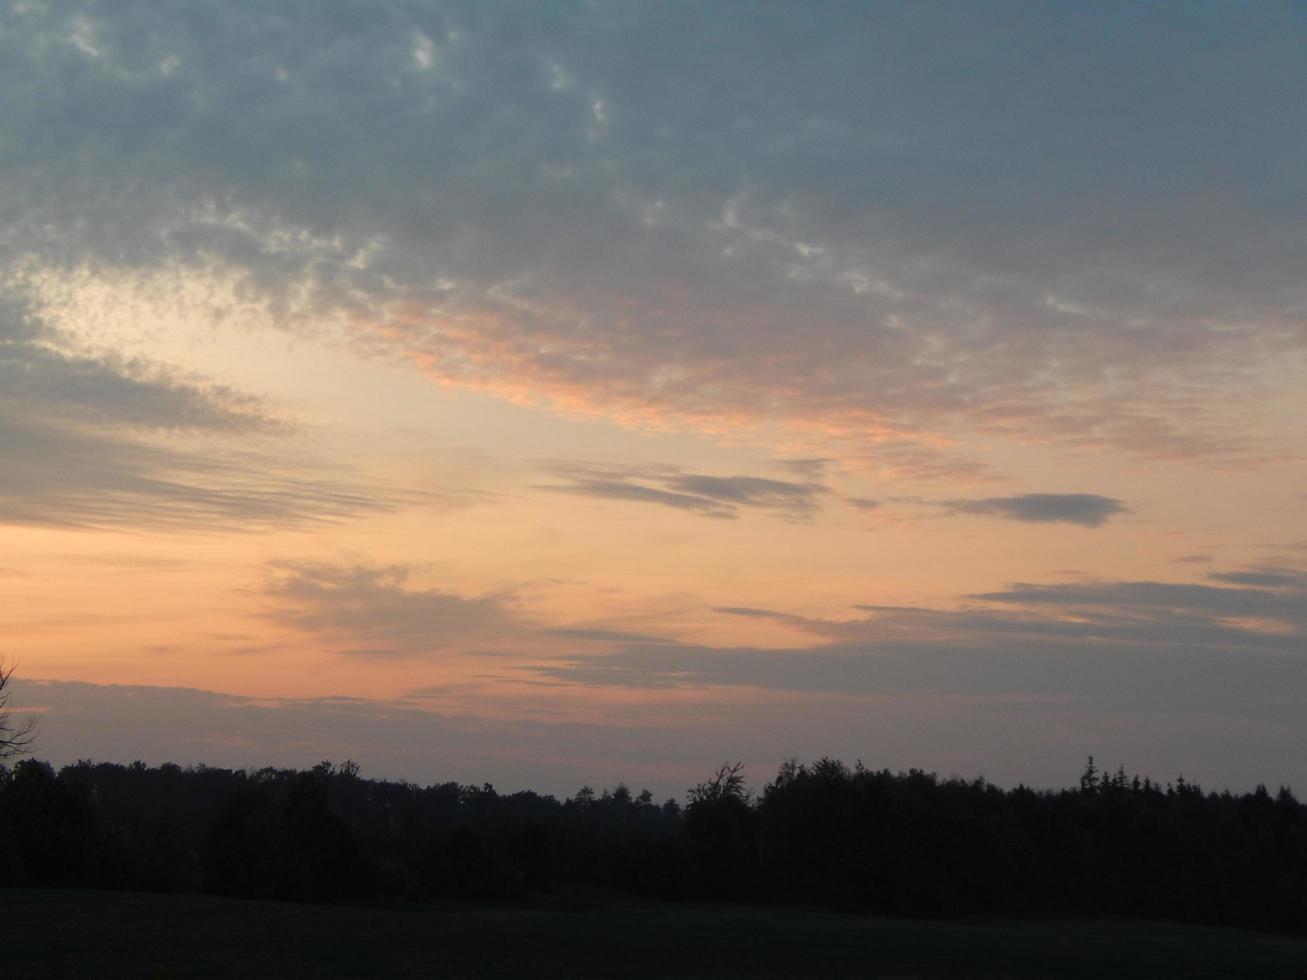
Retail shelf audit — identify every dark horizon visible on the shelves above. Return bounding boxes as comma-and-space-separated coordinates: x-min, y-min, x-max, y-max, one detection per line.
4, 750, 1306, 937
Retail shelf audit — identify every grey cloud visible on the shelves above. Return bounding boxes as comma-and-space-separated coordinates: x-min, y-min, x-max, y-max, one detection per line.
713, 606, 787, 620
728, 590, 1301, 652
1, 324, 269, 434
778, 458, 831, 479
541, 462, 827, 521
712, 606, 818, 630
13, 673, 1306, 801
532, 566, 1307, 720
14, 560, 1307, 794
262, 560, 523, 658
845, 497, 881, 512
1208, 568, 1307, 589
10, 675, 1307, 800
8, 678, 689, 798
0, 295, 400, 532
0, 298, 271, 433
670, 475, 819, 510
973, 577, 1307, 629
532, 640, 1307, 716
0, 414, 394, 532
544, 627, 662, 644
550, 477, 736, 520
946, 494, 1129, 527
262, 558, 688, 660
3, 3, 1303, 463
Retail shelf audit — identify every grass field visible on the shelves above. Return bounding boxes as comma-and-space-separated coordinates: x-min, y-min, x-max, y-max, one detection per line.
3, 889, 1305, 979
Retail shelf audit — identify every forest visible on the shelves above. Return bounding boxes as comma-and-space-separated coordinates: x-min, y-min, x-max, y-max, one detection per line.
1, 754, 1304, 934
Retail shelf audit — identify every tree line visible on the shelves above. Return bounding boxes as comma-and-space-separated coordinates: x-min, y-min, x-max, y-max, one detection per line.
1, 754, 1304, 933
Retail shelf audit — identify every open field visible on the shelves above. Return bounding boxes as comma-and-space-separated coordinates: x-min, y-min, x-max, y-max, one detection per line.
2, 889, 1305, 979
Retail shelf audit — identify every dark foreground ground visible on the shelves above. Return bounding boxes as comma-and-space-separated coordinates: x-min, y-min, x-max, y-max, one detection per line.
3, 889, 1305, 979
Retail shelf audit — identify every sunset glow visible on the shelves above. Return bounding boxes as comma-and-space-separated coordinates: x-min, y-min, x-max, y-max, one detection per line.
3, 1, 1305, 797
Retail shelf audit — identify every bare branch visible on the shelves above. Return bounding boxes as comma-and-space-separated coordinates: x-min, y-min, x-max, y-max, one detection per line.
0, 657, 38, 760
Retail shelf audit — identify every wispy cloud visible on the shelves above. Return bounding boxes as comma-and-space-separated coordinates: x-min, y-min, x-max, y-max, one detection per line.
0, 416, 401, 532
944, 493, 1130, 527
1208, 568, 1307, 589
0, 296, 270, 429
0, 301, 270, 432
845, 497, 881, 513
973, 569, 1307, 631
547, 475, 736, 520
530, 566, 1307, 717
261, 560, 525, 659
539, 462, 827, 521
0, 297, 402, 532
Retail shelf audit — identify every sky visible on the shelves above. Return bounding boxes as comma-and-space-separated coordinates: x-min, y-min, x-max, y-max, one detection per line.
2, 1, 1305, 798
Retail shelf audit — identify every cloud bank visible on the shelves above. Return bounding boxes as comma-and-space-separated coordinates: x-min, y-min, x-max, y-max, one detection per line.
8, 678, 682, 797
531, 566, 1307, 719
252, 554, 1307, 738
2, 2, 1303, 464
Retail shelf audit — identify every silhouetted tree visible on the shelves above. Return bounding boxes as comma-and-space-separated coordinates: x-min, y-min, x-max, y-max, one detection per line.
0, 759, 98, 886
0, 659, 36, 760
686, 762, 757, 898
0, 753, 1304, 932
207, 769, 366, 901
1079, 755, 1099, 794
207, 777, 286, 898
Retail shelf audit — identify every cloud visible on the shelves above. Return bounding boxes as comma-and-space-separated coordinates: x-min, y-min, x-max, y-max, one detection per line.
845, 497, 881, 512
543, 627, 662, 644
7, 678, 688, 797
945, 493, 1129, 527
259, 558, 681, 661
972, 573, 1307, 630
11, 672, 1307, 799
14, 564, 1307, 794
0, 292, 403, 532
531, 565, 1307, 719
531, 638, 1307, 712
0, 415, 400, 532
1208, 568, 1307, 589
540, 462, 827, 521
547, 476, 736, 520
0, 301, 270, 432
1, 3, 1303, 464
671, 474, 820, 509
777, 458, 831, 480
0, 297, 269, 431
711, 606, 817, 630
261, 560, 525, 658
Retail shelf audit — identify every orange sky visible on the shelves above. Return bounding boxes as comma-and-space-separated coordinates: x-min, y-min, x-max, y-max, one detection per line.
2, 2, 1306, 796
